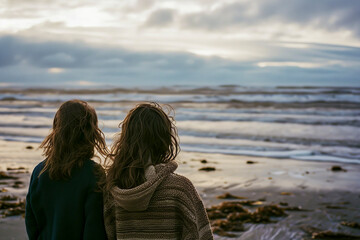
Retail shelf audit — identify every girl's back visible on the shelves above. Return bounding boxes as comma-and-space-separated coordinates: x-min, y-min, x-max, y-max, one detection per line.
104, 161, 212, 240
26, 160, 105, 240
25, 100, 108, 240
104, 102, 213, 240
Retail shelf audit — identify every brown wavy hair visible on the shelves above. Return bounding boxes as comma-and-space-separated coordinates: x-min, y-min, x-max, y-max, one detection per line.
39, 99, 108, 180
105, 102, 179, 190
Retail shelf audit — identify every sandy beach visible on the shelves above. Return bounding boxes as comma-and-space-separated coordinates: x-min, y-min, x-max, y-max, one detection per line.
1, 139, 360, 239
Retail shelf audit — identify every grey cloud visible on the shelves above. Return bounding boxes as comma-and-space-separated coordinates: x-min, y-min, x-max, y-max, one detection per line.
181, 0, 360, 36
41, 53, 75, 67
0, 35, 209, 71
145, 8, 176, 27
0, 37, 21, 67
130, 0, 156, 12
105, 0, 156, 14
0, 35, 359, 87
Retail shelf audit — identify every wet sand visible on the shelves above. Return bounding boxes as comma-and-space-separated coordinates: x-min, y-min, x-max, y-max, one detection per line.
1, 140, 360, 239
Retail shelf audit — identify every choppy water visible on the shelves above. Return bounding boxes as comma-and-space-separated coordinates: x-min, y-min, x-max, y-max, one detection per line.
0, 86, 359, 164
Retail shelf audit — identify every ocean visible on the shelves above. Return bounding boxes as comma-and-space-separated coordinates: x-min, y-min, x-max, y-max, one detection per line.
0, 85, 359, 166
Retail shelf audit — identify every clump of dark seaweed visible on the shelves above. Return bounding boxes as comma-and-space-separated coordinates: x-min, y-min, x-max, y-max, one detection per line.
0, 199, 25, 217
341, 221, 360, 229
217, 192, 247, 199
0, 172, 18, 180
302, 226, 360, 239
206, 201, 289, 237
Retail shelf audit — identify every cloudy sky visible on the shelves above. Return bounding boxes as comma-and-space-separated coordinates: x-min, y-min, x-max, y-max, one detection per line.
1, 0, 360, 88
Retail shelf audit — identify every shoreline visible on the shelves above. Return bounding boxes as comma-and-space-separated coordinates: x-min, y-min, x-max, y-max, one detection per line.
1, 140, 360, 239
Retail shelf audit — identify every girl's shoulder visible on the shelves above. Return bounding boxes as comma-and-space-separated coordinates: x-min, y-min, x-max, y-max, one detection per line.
80, 159, 104, 174
83, 160, 106, 186
31, 160, 45, 179
164, 172, 197, 193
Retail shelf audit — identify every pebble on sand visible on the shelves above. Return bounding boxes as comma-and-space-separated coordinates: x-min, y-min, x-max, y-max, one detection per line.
280, 192, 293, 196
246, 160, 258, 164
331, 165, 347, 172
198, 167, 216, 172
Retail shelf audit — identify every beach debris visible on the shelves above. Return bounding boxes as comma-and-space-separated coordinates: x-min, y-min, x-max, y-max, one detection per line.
283, 206, 309, 211
250, 212, 272, 223
207, 202, 286, 223
279, 202, 288, 206
2, 206, 26, 217
198, 167, 216, 172
254, 205, 287, 217
211, 219, 244, 231
302, 226, 360, 239
207, 201, 292, 237
217, 192, 247, 200
200, 159, 208, 164
0, 188, 8, 192
341, 221, 360, 229
26, 146, 33, 149
211, 227, 237, 238
268, 177, 272, 180
207, 210, 227, 220
7, 169, 29, 174
312, 230, 360, 239
331, 165, 347, 172
0, 199, 26, 217
280, 192, 293, 196
0, 199, 25, 209
215, 201, 248, 214
246, 160, 257, 164
0, 195, 18, 201
326, 205, 345, 209
227, 212, 252, 222
12, 181, 25, 189
0, 172, 18, 180
6, 167, 26, 171
238, 200, 264, 206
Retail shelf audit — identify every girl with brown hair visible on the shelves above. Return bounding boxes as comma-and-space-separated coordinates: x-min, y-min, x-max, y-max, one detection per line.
25, 99, 108, 240
104, 102, 213, 240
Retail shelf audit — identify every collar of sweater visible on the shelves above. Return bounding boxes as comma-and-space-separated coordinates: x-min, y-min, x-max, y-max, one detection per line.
109, 161, 178, 212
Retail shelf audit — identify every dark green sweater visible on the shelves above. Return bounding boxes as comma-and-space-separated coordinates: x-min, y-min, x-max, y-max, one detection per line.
25, 160, 107, 240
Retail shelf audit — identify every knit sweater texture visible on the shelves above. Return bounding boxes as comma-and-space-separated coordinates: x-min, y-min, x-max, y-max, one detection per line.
25, 160, 107, 240
104, 161, 213, 240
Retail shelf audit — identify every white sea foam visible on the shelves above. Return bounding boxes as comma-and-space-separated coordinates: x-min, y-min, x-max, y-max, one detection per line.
0, 115, 52, 127
176, 109, 360, 124
182, 145, 359, 164
176, 121, 360, 141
